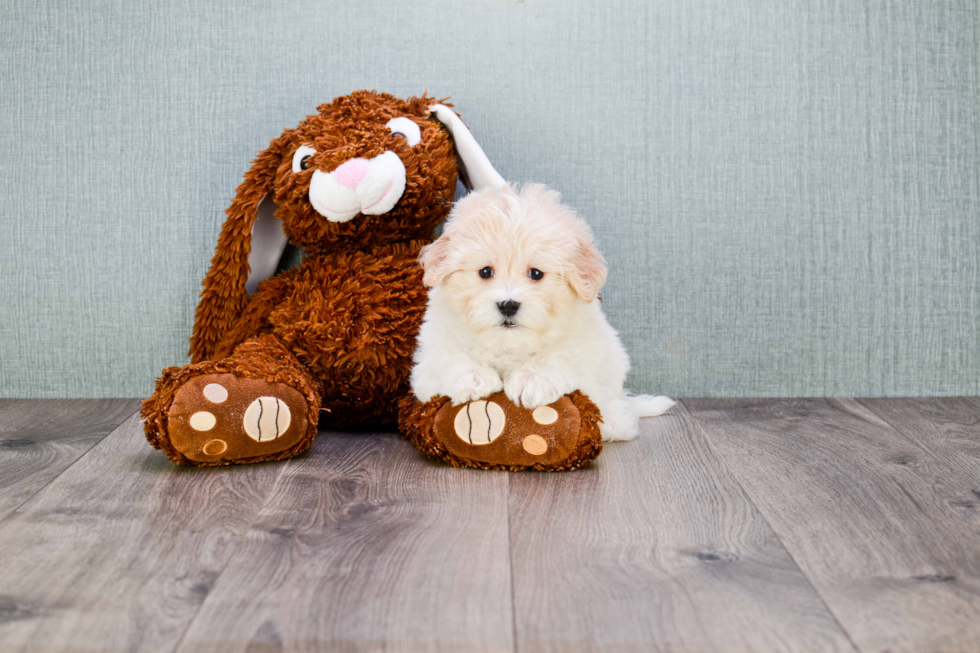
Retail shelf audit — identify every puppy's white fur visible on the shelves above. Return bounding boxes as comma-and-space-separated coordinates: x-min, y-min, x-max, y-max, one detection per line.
411, 183, 674, 441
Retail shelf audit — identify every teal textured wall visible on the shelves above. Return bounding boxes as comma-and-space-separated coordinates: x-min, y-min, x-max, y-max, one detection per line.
1, 0, 977, 398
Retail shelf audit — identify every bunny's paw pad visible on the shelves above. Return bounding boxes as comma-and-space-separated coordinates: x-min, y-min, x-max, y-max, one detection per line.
167, 373, 309, 464
401, 391, 603, 471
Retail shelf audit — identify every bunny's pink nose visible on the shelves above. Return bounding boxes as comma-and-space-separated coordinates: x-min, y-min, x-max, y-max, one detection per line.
332, 158, 370, 190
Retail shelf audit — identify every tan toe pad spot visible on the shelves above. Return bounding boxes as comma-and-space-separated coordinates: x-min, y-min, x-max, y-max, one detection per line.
203, 383, 228, 403
532, 406, 559, 425
522, 434, 548, 456
202, 439, 228, 456
189, 411, 216, 431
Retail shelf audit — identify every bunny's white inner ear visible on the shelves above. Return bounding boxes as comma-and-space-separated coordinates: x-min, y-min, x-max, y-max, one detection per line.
245, 195, 289, 294
429, 104, 506, 192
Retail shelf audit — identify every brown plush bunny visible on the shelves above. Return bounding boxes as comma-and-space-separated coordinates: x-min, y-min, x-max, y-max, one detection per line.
142, 91, 503, 466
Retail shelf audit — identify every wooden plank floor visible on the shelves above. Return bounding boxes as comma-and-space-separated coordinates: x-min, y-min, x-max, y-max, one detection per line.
0, 398, 977, 652
0, 399, 139, 522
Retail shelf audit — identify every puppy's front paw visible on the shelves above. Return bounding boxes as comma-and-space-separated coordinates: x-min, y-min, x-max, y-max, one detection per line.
448, 367, 504, 405
504, 371, 566, 408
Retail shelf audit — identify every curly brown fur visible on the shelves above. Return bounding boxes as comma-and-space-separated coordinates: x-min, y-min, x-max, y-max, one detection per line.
397, 391, 603, 472
146, 91, 459, 464
189, 91, 457, 363
213, 239, 429, 428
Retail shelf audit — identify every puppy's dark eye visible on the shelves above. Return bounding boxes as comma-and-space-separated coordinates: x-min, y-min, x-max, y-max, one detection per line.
529, 268, 544, 281
299, 155, 312, 170
479, 266, 494, 279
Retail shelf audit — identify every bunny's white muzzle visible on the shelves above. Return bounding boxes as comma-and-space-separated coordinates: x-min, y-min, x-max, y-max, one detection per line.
308, 151, 406, 223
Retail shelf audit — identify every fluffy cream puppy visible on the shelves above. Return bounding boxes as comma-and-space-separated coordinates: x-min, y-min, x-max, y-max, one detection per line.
410, 183, 674, 441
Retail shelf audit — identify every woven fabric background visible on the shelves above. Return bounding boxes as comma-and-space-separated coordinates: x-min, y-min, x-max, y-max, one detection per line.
1, 0, 977, 398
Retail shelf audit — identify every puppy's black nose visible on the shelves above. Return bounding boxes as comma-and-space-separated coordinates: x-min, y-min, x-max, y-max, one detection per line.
497, 300, 520, 317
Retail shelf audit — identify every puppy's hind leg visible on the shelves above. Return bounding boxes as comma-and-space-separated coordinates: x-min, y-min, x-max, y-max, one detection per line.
598, 397, 640, 441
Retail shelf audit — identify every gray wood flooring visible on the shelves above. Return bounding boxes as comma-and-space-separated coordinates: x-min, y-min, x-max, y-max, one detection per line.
0, 397, 977, 652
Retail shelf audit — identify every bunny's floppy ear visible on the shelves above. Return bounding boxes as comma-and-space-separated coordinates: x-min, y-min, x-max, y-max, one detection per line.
188, 134, 291, 363
244, 195, 289, 295
429, 105, 506, 192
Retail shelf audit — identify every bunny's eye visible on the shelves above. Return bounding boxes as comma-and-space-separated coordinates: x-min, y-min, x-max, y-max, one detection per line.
292, 145, 316, 173
385, 117, 422, 147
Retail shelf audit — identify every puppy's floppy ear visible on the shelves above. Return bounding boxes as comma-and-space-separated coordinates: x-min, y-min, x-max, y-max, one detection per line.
419, 235, 454, 287
567, 237, 608, 302
188, 133, 291, 362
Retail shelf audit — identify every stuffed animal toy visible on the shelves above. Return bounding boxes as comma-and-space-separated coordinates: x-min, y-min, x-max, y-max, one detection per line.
142, 91, 507, 466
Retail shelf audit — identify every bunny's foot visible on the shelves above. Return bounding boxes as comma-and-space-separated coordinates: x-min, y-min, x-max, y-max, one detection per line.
398, 390, 603, 471
142, 336, 320, 466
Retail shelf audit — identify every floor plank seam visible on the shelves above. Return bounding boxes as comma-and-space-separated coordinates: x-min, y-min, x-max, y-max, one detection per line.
852, 398, 969, 470
678, 399, 865, 653
166, 455, 298, 653
0, 402, 142, 529
844, 398, 980, 539
505, 472, 519, 653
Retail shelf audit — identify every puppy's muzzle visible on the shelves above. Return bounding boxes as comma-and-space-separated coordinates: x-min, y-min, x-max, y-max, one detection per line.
497, 300, 521, 317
